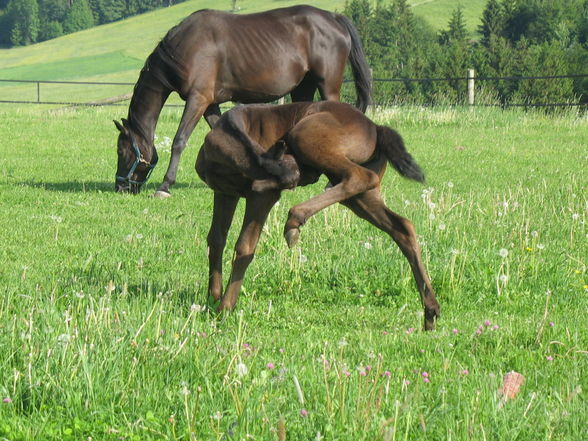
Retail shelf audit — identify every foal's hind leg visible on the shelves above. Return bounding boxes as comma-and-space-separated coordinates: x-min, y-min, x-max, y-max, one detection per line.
219, 191, 281, 311
284, 162, 379, 247
207, 192, 239, 302
341, 189, 440, 331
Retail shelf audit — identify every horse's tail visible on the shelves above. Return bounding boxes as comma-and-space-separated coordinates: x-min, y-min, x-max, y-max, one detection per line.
376, 125, 425, 183
335, 15, 372, 113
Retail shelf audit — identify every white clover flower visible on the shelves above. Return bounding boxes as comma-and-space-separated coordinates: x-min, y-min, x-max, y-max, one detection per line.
438, 223, 446, 231
499, 274, 509, 283
363, 242, 372, 249
447, 181, 454, 188
57, 334, 71, 344
531, 230, 538, 237
499, 248, 509, 258
236, 362, 248, 378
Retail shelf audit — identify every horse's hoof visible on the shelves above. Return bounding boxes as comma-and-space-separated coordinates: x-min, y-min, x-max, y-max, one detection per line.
153, 190, 172, 199
284, 228, 300, 248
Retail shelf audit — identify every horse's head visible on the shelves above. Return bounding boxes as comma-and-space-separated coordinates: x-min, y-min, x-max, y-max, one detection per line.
114, 119, 158, 194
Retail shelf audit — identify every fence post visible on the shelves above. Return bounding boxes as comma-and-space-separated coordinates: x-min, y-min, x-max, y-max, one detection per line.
467, 69, 475, 106
37, 81, 40, 103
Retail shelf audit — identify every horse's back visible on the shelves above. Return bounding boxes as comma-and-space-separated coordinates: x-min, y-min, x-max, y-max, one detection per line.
158, 6, 351, 102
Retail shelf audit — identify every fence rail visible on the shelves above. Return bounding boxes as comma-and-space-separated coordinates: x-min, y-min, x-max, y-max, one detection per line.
1, 72, 587, 108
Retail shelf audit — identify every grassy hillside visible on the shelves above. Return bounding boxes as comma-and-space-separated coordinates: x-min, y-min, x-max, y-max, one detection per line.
410, 0, 486, 35
0, 0, 486, 89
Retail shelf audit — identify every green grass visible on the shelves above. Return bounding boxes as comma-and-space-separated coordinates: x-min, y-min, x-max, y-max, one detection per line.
410, 0, 486, 35
0, 104, 586, 440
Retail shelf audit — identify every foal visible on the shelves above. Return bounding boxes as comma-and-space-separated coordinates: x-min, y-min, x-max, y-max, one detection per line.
196, 102, 440, 330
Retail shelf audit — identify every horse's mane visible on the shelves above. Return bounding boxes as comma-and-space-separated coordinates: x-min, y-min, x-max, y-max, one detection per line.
144, 11, 209, 95
127, 17, 194, 140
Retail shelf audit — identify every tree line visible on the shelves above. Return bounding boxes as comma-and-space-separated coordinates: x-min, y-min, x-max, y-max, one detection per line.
0, 0, 188, 46
343, 0, 588, 106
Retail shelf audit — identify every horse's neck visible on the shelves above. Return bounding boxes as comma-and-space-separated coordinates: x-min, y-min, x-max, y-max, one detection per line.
127, 71, 170, 144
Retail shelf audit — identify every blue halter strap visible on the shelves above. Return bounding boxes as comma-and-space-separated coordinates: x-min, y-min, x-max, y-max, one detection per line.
115, 134, 158, 186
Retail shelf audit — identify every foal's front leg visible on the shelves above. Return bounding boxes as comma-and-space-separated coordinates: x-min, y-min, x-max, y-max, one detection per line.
219, 191, 281, 311
207, 192, 239, 302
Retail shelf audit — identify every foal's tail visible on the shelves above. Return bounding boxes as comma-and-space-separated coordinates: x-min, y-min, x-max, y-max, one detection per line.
376, 125, 425, 183
335, 15, 372, 113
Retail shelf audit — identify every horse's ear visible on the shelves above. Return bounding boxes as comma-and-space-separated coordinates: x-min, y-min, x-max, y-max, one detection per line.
114, 120, 126, 134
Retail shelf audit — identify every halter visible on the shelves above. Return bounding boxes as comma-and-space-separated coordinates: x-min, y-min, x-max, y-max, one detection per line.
115, 134, 158, 186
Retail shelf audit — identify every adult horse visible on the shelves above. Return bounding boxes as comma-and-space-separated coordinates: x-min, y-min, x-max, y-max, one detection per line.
114, 5, 372, 197
196, 101, 441, 331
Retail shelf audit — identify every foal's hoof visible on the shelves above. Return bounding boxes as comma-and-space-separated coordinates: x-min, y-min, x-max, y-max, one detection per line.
284, 228, 300, 248
153, 190, 172, 199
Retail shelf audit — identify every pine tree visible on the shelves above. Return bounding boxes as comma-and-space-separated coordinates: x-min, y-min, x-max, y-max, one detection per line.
7, 0, 40, 45
63, 0, 94, 33
478, 0, 504, 47
39, 0, 68, 22
97, 0, 126, 23
439, 7, 467, 45
343, 0, 371, 38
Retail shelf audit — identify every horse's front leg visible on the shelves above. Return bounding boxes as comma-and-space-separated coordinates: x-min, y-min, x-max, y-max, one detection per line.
207, 192, 239, 302
156, 95, 209, 197
219, 191, 280, 311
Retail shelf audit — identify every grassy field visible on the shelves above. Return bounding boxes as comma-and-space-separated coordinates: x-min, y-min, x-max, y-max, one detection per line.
0, 103, 586, 440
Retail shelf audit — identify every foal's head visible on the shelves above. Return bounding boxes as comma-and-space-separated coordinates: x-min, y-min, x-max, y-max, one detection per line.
113, 119, 158, 194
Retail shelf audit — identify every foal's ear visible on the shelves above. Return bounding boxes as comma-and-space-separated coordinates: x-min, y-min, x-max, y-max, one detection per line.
272, 140, 288, 160
113, 120, 127, 135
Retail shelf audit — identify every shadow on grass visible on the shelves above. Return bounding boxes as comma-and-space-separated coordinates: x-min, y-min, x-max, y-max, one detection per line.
18, 180, 207, 193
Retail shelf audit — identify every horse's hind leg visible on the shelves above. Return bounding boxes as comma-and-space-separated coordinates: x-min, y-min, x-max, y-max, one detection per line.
207, 192, 239, 302
219, 190, 281, 311
284, 161, 379, 247
341, 189, 440, 331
